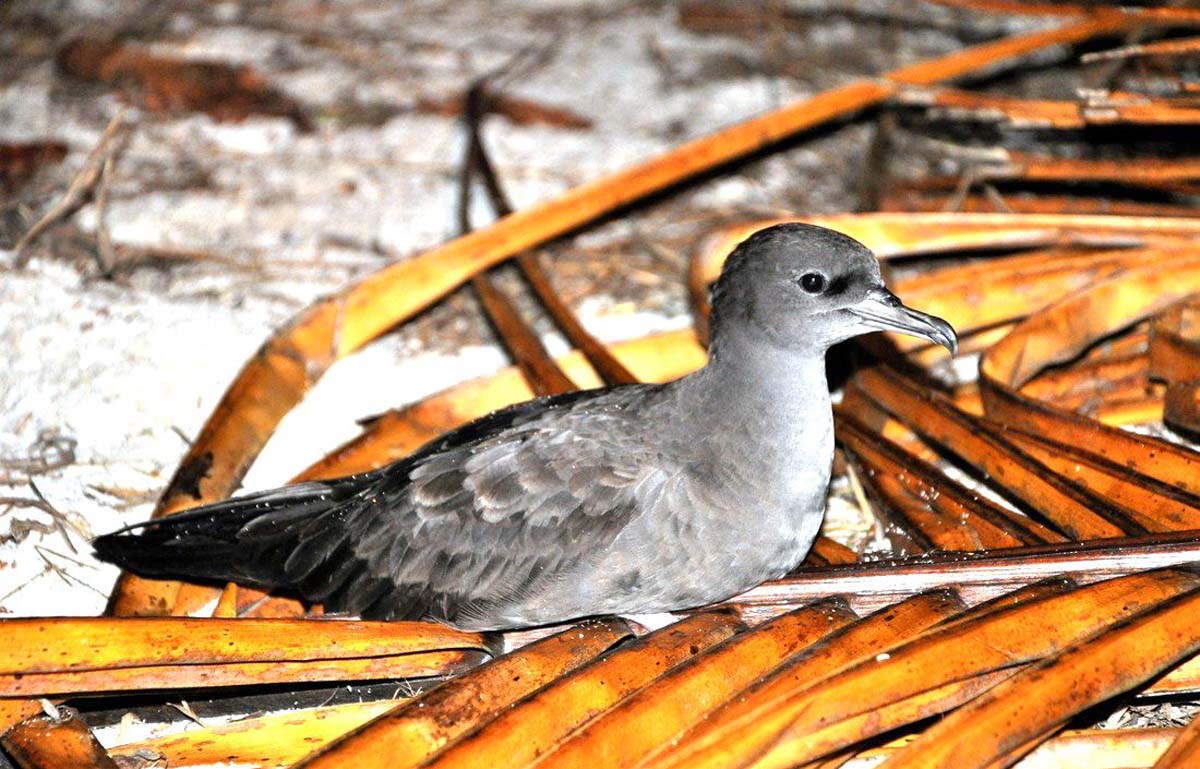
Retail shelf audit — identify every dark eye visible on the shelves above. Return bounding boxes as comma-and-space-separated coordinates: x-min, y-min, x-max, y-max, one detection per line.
799, 272, 827, 294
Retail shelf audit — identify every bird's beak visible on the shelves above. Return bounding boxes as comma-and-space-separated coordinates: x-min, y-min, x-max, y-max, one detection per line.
846, 288, 958, 354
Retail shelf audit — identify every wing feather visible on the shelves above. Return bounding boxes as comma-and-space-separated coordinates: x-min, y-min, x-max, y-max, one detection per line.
276, 384, 667, 627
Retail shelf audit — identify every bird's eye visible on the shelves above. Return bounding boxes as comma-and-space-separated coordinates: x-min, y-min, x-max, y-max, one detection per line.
799, 272, 827, 294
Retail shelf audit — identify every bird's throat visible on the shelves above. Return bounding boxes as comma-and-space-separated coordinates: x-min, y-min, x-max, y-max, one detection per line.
684, 330, 833, 444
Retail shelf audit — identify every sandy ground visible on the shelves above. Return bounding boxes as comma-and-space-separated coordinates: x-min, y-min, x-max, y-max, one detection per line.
0, 0, 1045, 617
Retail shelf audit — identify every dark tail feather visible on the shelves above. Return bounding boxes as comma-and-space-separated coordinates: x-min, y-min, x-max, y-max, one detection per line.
92, 482, 347, 588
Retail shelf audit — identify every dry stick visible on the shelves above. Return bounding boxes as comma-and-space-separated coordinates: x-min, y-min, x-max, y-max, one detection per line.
12, 109, 128, 267
728, 530, 1200, 622
108, 16, 1146, 619
855, 111, 897, 212
924, 0, 1200, 21
92, 155, 117, 278
1150, 303, 1200, 439
458, 87, 575, 397
897, 87, 1200, 129
469, 83, 638, 385
1082, 19, 1151, 89
1084, 34, 1200, 61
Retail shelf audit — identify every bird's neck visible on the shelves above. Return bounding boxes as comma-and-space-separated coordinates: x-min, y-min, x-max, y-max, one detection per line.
681, 328, 831, 432
672, 328, 836, 525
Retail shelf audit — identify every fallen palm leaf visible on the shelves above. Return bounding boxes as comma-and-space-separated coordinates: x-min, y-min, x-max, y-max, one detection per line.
291, 617, 631, 768
412, 609, 748, 767
0, 617, 486, 697
1155, 715, 1200, 768
979, 252, 1200, 491
876, 583, 1200, 769
3, 4, 1198, 766
654, 569, 1198, 769
109, 699, 400, 769
107, 15, 1162, 620
629, 590, 969, 769
516, 598, 878, 769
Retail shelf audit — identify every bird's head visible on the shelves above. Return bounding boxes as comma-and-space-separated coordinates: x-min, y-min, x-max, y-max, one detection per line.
708, 223, 957, 357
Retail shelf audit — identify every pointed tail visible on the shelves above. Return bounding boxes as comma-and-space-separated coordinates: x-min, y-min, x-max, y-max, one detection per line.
93, 481, 352, 589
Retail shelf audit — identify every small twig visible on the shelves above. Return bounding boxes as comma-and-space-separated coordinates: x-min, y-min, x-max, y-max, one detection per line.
167, 700, 213, 728
13, 108, 130, 266
1082, 23, 1151, 88
944, 169, 979, 213
466, 80, 638, 385
981, 182, 1014, 213
457, 84, 576, 396
1081, 34, 1200, 63
170, 425, 194, 446
0, 481, 91, 553
0, 565, 51, 605
844, 461, 877, 529
0, 494, 57, 517
93, 154, 117, 278
29, 479, 91, 549
485, 38, 559, 94
856, 111, 897, 212
34, 545, 76, 587
36, 544, 96, 572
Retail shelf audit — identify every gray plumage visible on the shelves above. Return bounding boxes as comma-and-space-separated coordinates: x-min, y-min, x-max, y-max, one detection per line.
94, 223, 956, 630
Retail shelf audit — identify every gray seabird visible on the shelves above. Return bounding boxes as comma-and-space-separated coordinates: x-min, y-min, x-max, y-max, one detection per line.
94, 223, 956, 631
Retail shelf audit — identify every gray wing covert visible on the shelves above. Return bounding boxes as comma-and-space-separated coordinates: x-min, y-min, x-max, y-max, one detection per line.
277, 393, 664, 627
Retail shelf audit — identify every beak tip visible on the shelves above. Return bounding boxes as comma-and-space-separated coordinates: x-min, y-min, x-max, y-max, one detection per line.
936, 323, 959, 356
924, 314, 958, 356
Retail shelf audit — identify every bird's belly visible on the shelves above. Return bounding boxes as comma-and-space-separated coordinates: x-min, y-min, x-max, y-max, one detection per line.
567, 492, 825, 618
490, 428, 834, 626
